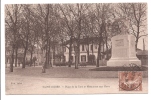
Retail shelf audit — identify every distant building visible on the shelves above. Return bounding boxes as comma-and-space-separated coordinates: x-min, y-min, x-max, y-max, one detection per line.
5, 45, 44, 67
136, 49, 148, 66
61, 37, 148, 66
62, 37, 108, 64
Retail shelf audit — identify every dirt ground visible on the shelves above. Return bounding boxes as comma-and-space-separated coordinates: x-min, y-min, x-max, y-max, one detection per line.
5, 66, 148, 94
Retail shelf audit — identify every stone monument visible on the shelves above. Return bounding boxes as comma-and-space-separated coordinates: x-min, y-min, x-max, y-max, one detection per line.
107, 18, 141, 67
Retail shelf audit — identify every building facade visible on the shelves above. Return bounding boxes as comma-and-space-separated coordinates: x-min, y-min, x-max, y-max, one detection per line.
63, 37, 108, 64
64, 44, 99, 63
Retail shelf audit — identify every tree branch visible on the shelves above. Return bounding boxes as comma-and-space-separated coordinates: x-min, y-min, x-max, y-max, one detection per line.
138, 34, 148, 39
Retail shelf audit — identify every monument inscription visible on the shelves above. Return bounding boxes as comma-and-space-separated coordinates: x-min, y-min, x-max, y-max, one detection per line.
115, 39, 124, 47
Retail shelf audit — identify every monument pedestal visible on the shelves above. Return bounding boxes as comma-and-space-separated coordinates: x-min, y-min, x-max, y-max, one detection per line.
107, 34, 141, 67
107, 58, 141, 67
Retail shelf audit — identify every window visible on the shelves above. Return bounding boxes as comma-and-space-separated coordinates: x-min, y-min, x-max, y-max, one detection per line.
81, 55, 86, 62
82, 44, 84, 51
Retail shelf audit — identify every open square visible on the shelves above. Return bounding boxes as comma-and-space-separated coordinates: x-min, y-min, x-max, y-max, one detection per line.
5, 66, 148, 94
5, 3, 148, 94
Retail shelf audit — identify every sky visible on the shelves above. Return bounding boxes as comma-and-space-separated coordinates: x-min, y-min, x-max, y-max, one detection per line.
137, 36, 148, 50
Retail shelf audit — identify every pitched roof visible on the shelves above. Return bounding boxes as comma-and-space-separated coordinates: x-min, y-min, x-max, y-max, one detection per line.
62, 37, 101, 45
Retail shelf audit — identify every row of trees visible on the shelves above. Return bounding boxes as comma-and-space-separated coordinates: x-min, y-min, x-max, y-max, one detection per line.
5, 3, 147, 72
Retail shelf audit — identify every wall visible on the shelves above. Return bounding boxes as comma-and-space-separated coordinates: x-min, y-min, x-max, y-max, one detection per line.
64, 43, 106, 63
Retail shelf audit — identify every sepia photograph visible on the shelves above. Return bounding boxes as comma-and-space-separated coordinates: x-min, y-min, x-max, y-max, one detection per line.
4, 2, 148, 95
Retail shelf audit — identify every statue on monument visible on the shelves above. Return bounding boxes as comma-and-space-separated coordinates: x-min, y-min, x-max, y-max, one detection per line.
112, 18, 129, 36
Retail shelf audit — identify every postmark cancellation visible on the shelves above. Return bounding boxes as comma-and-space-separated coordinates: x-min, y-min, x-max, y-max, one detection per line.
119, 71, 142, 91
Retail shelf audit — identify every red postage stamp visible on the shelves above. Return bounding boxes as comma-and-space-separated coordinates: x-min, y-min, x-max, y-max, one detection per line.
119, 71, 142, 91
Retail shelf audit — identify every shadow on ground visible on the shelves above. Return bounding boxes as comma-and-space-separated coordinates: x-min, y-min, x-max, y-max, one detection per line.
6, 66, 148, 78
89, 66, 148, 71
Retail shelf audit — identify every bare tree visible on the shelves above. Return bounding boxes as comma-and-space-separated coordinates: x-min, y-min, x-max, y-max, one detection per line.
90, 4, 111, 67
5, 4, 22, 72
68, 4, 90, 69
19, 5, 33, 68
28, 23, 39, 67
81, 5, 97, 64
36, 4, 50, 72
59, 4, 77, 67
35, 4, 61, 72
117, 3, 147, 50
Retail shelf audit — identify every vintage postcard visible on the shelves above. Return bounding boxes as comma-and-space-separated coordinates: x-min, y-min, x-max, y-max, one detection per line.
4, 3, 148, 95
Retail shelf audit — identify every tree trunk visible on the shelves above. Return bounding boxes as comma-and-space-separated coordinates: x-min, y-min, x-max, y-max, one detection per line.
53, 44, 55, 66
45, 41, 49, 69
47, 39, 51, 68
135, 38, 139, 51
103, 40, 105, 59
75, 43, 80, 69
68, 37, 72, 67
42, 60, 46, 73
22, 48, 27, 68
87, 44, 89, 63
48, 43, 51, 66
15, 47, 18, 67
96, 34, 102, 67
51, 53, 53, 67
46, 39, 50, 68
86, 37, 90, 63
104, 24, 109, 60
50, 58, 52, 67
75, 55, 79, 69
22, 18, 30, 68
96, 42, 101, 67
92, 41, 94, 55
42, 51, 47, 73
10, 45, 15, 72
77, 41, 80, 64
30, 50, 33, 67
43, 4, 50, 70
104, 30, 109, 60
105, 41, 109, 60
74, 45, 79, 69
